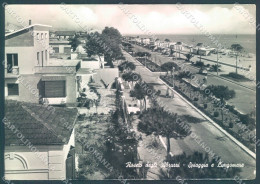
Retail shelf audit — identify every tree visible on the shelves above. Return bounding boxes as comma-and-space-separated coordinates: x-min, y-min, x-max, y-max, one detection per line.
231, 44, 243, 74
143, 52, 151, 58
122, 72, 141, 85
170, 48, 175, 56
176, 71, 191, 79
206, 85, 236, 122
122, 42, 133, 52
135, 52, 151, 58
138, 107, 191, 157
130, 82, 154, 111
164, 38, 170, 42
210, 64, 221, 72
84, 32, 104, 61
159, 151, 241, 179
161, 62, 179, 76
118, 61, 136, 72
184, 53, 194, 62
194, 61, 205, 68
69, 35, 81, 52
102, 27, 123, 67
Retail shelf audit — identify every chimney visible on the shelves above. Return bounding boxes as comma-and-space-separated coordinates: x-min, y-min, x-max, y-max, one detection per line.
29, 20, 32, 25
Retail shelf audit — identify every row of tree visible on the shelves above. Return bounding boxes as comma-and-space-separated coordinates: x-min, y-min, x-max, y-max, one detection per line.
117, 46, 242, 179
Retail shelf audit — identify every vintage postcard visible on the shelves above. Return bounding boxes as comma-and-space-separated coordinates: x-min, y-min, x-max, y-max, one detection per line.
2, 2, 257, 182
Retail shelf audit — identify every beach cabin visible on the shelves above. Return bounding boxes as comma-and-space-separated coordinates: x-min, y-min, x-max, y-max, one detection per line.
198, 48, 212, 56
175, 42, 183, 51
192, 47, 199, 54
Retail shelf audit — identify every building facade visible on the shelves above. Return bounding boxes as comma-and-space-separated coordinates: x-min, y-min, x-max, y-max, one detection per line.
4, 101, 78, 180
5, 24, 81, 106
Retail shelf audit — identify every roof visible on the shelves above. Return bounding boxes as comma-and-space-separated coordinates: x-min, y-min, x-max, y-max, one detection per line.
196, 43, 204, 47
93, 68, 119, 86
5, 100, 78, 146
49, 40, 70, 44
76, 68, 95, 75
5, 24, 52, 37
56, 31, 76, 36
47, 59, 80, 67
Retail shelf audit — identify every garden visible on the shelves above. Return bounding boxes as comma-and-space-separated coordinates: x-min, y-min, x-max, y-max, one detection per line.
160, 72, 256, 152
220, 72, 252, 82
136, 57, 162, 72
75, 90, 142, 179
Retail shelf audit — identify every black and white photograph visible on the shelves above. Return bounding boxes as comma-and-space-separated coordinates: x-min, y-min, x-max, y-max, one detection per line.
1, 1, 258, 182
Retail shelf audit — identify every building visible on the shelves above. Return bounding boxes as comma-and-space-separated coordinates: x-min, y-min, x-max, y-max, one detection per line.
5, 23, 51, 101
142, 38, 151, 45
34, 59, 81, 106
49, 40, 72, 55
5, 23, 51, 75
198, 48, 213, 56
55, 31, 76, 40
5, 23, 81, 106
49, 31, 57, 38
4, 100, 78, 180
193, 43, 204, 54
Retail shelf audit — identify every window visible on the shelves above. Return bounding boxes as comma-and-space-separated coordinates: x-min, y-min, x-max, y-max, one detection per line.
64, 47, 71, 54
37, 52, 40, 65
41, 33, 44, 39
44, 81, 66, 98
41, 51, 44, 66
45, 33, 48, 39
45, 50, 48, 61
53, 47, 59, 53
7, 84, 19, 96
6, 54, 18, 73
37, 33, 40, 40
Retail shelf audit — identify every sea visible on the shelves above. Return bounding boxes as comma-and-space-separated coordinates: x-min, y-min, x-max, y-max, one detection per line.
126, 34, 256, 54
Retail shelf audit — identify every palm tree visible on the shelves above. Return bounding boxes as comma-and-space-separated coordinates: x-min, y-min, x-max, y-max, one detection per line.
184, 53, 194, 62
231, 44, 243, 74
206, 85, 236, 123
138, 107, 191, 157
210, 64, 221, 72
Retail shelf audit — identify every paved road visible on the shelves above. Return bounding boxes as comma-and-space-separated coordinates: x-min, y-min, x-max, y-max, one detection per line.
131, 44, 256, 114
123, 50, 256, 179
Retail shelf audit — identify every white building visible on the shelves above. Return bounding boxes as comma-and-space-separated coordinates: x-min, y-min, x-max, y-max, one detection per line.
4, 101, 78, 180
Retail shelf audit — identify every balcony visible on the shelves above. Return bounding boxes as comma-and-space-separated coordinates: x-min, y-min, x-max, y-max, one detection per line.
5, 67, 19, 78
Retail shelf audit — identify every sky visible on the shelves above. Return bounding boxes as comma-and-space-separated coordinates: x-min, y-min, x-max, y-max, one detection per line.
5, 4, 256, 35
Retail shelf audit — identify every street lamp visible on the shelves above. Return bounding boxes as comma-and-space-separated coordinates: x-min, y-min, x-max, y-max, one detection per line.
199, 47, 202, 62
145, 53, 147, 68
235, 51, 238, 74
175, 45, 178, 59
179, 46, 181, 59
217, 48, 219, 76
171, 67, 175, 98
